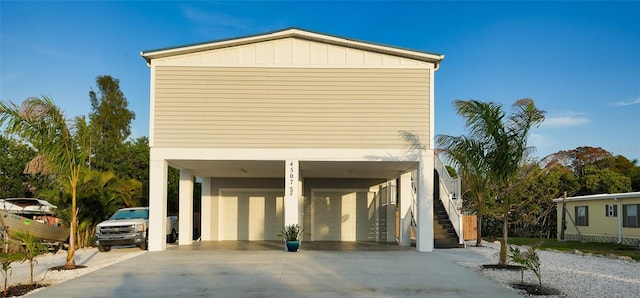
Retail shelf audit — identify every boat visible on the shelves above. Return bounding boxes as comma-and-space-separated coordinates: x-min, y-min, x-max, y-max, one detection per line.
0, 198, 69, 243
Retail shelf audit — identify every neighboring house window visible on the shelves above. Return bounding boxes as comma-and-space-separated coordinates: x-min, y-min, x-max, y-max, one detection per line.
623, 204, 639, 228
575, 206, 588, 226
605, 204, 618, 217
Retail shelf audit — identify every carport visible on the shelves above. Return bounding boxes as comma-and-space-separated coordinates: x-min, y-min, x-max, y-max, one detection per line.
151, 157, 432, 251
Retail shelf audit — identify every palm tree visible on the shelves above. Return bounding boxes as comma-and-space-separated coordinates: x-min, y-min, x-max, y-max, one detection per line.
436, 135, 493, 247
0, 96, 90, 269
10, 231, 48, 285
76, 170, 121, 247
440, 98, 544, 266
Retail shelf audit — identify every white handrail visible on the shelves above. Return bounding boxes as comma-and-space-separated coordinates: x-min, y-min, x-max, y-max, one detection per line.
435, 156, 464, 245
408, 157, 463, 245
410, 171, 418, 233
435, 156, 461, 200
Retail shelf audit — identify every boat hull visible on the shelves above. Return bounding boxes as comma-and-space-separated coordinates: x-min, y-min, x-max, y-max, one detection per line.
0, 210, 69, 242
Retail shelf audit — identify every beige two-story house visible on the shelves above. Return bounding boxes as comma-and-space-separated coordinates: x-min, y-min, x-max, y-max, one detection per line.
141, 28, 460, 252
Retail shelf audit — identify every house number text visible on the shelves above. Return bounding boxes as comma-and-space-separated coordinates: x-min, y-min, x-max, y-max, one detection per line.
287, 161, 296, 196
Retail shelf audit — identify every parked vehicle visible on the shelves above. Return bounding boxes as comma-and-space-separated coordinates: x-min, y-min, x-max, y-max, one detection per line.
0, 198, 69, 252
95, 207, 178, 252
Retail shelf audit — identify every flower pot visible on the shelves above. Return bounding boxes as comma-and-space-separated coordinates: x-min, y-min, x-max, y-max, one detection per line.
286, 240, 300, 252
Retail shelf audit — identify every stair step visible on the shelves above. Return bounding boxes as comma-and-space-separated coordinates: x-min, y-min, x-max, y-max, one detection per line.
434, 239, 465, 249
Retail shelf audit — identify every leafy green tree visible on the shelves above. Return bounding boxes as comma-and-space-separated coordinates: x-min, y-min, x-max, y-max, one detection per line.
0, 96, 90, 269
117, 137, 149, 205
582, 166, 631, 194
450, 98, 545, 266
506, 162, 579, 238
600, 155, 640, 192
88, 75, 135, 173
627, 165, 640, 191
76, 170, 122, 247
167, 166, 179, 215
0, 135, 45, 198
542, 146, 612, 179
543, 147, 637, 194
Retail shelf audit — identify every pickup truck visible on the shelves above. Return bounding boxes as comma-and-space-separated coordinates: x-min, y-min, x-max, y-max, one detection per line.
95, 207, 178, 252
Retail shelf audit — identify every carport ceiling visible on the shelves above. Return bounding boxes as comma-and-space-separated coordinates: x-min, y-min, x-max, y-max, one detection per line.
168, 160, 417, 179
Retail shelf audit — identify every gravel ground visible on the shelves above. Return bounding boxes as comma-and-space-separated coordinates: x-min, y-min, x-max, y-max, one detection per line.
458, 241, 640, 297
7, 246, 144, 297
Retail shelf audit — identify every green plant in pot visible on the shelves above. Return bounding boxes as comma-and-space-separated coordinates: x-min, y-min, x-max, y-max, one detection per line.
278, 224, 303, 252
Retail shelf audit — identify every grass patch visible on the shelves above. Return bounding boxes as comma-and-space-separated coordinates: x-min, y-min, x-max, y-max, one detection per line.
508, 238, 640, 261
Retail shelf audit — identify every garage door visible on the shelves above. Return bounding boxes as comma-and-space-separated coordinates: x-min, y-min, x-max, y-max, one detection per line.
219, 189, 284, 240
311, 189, 376, 241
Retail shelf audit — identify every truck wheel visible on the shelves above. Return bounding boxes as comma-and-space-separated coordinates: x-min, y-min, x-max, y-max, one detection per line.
97, 245, 111, 252
140, 239, 148, 250
168, 229, 178, 244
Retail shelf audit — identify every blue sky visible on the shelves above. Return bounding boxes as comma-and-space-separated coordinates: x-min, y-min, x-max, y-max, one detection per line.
1, 1, 639, 161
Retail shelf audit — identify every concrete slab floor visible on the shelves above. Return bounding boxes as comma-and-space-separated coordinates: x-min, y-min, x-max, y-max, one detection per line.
28, 243, 520, 298
171, 241, 415, 251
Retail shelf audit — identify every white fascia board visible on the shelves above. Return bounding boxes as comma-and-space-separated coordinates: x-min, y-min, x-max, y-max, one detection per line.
289, 29, 445, 62
150, 147, 422, 162
142, 28, 444, 65
552, 192, 640, 203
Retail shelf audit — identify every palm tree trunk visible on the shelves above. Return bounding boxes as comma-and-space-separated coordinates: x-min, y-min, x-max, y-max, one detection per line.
65, 186, 77, 269
498, 211, 509, 267
29, 257, 36, 285
475, 214, 483, 246
474, 194, 484, 247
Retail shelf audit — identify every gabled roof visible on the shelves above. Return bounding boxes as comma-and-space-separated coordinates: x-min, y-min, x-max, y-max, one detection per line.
552, 191, 640, 203
141, 27, 444, 67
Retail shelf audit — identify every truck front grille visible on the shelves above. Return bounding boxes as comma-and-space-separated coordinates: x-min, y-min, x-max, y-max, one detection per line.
99, 225, 134, 235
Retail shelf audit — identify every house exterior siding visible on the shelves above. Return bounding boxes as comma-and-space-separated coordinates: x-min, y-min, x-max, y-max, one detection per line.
153, 66, 430, 149
555, 193, 640, 246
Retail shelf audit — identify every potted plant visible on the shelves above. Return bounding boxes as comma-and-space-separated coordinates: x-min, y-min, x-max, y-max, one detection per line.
278, 224, 303, 252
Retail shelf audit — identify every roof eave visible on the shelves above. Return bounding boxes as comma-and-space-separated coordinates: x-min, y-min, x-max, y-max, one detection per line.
141, 28, 444, 66
552, 191, 640, 202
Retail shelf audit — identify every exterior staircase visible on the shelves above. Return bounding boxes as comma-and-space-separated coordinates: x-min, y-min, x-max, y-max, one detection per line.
408, 161, 463, 249
433, 197, 463, 248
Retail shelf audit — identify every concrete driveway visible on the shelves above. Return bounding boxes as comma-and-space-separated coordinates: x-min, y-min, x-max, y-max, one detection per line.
28, 243, 521, 298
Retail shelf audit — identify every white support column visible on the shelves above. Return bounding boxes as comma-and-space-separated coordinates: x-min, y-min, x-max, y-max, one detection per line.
387, 181, 397, 243
416, 150, 435, 252
298, 177, 304, 227
179, 169, 194, 245
148, 157, 168, 251
399, 172, 413, 246
284, 160, 300, 226
200, 177, 212, 241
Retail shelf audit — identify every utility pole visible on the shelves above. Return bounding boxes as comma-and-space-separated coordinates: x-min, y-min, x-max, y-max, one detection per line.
560, 191, 567, 241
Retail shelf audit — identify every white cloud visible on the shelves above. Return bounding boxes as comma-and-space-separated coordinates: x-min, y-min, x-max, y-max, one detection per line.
541, 114, 590, 128
612, 97, 640, 107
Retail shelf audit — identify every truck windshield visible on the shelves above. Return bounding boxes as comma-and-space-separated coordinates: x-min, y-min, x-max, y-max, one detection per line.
111, 209, 149, 220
